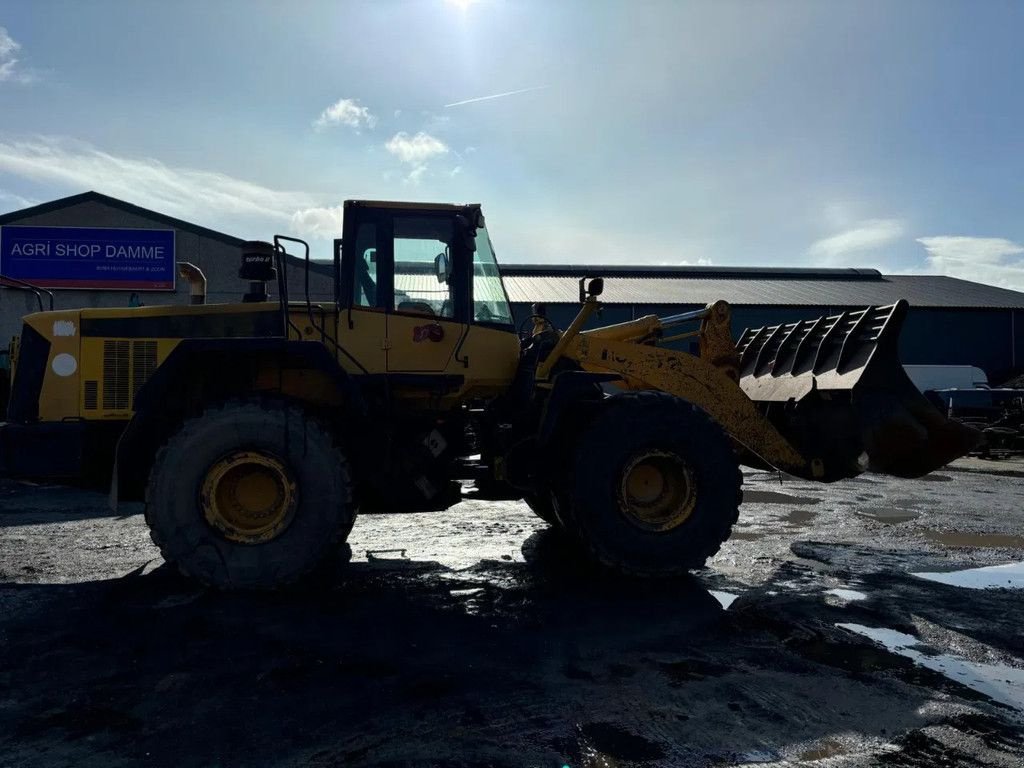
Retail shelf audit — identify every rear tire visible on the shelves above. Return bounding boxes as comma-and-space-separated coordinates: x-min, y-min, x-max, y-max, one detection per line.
559, 391, 741, 577
145, 400, 355, 589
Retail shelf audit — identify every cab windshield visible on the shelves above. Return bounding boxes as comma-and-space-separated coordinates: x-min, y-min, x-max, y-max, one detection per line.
472, 226, 514, 327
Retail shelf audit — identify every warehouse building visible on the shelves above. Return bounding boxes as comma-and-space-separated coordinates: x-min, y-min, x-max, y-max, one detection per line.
501, 264, 1024, 384
2, 191, 1022, 383
0, 191, 333, 346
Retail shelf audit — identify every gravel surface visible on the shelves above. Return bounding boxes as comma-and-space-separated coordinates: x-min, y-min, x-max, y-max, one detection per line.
2, 458, 1023, 766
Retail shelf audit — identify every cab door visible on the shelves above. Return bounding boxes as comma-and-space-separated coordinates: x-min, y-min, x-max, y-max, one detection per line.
335, 218, 388, 374
383, 213, 466, 373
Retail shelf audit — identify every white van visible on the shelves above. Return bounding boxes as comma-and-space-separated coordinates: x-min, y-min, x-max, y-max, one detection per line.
904, 365, 988, 393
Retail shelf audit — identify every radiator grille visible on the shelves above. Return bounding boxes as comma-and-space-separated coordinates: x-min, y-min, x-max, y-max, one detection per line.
102, 340, 130, 410
131, 340, 158, 404
84, 381, 98, 411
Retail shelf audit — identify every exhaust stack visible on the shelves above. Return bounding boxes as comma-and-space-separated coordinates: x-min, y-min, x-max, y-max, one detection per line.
177, 262, 207, 305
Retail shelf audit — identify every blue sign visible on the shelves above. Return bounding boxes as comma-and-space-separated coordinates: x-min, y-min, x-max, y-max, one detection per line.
0, 225, 176, 290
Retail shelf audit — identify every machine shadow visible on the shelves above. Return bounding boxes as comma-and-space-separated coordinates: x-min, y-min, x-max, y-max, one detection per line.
0, 529, 950, 768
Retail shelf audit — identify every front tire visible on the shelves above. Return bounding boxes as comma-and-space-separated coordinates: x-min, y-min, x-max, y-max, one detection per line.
523, 490, 560, 528
145, 400, 355, 589
558, 391, 741, 577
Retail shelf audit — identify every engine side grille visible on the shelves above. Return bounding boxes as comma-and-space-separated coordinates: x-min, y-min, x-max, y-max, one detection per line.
131, 340, 158, 406
102, 340, 130, 410
84, 381, 99, 411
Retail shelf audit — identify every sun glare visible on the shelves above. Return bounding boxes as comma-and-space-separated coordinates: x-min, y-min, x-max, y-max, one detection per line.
445, 0, 478, 11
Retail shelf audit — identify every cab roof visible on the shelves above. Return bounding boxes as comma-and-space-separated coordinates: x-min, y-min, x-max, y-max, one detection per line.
344, 200, 481, 212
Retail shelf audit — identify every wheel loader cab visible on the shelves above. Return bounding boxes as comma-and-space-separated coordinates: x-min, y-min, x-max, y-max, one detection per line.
336, 201, 520, 386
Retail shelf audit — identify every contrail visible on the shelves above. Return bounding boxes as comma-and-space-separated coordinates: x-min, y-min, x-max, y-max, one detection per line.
444, 85, 548, 108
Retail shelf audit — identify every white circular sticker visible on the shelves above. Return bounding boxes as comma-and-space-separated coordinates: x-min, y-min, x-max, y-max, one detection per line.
52, 353, 78, 377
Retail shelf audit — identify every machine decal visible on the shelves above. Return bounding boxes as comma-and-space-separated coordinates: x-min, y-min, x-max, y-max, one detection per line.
51, 353, 77, 377
412, 324, 444, 343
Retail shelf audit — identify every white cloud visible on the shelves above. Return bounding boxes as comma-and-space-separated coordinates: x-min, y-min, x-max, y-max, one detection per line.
406, 165, 428, 184
0, 26, 31, 84
313, 98, 376, 131
0, 136, 332, 241
654, 258, 714, 266
384, 131, 449, 183
385, 131, 448, 164
500, 219, 709, 266
916, 236, 1024, 291
289, 206, 344, 238
807, 218, 904, 263
0, 188, 37, 211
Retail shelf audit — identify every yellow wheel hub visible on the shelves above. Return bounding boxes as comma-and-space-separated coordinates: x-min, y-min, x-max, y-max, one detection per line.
619, 450, 697, 531
201, 451, 297, 544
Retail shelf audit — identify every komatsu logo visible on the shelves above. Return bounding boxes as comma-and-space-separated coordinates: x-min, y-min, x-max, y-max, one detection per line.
52, 320, 76, 337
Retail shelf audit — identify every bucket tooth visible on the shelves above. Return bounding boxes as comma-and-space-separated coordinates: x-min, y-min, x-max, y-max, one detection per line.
738, 300, 980, 478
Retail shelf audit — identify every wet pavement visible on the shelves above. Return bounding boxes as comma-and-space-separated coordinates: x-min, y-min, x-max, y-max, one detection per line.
1, 458, 1024, 766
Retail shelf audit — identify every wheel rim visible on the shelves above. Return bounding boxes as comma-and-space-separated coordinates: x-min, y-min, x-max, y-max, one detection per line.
200, 451, 297, 544
618, 450, 697, 531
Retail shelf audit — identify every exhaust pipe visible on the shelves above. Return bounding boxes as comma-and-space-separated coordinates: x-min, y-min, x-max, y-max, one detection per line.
177, 262, 207, 305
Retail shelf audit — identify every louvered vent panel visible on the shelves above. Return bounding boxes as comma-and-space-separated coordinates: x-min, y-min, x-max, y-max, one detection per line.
84, 381, 99, 411
131, 340, 158, 406
102, 340, 130, 410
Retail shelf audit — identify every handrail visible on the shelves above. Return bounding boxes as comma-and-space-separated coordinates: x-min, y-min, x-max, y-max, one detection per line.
0, 273, 54, 312
271, 236, 369, 375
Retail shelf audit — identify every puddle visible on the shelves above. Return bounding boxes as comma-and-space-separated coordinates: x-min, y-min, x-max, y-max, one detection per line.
736, 750, 780, 763
923, 531, 1024, 549
857, 506, 920, 524
744, 490, 819, 505
837, 623, 1024, 710
913, 561, 1024, 590
449, 587, 484, 597
785, 508, 817, 527
709, 590, 739, 610
798, 739, 847, 761
730, 530, 766, 541
826, 588, 867, 602
577, 722, 666, 762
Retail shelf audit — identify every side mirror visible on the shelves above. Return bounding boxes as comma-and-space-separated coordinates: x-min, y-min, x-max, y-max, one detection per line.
435, 250, 451, 283
578, 276, 604, 303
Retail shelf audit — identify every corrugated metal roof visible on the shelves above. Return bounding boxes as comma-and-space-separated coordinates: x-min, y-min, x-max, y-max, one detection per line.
501, 273, 1024, 309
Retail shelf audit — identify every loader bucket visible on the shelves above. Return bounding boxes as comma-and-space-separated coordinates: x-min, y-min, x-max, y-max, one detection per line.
736, 301, 980, 480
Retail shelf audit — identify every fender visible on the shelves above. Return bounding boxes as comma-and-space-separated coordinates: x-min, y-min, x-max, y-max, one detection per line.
110, 338, 366, 508
537, 370, 621, 448
498, 370, 620, 493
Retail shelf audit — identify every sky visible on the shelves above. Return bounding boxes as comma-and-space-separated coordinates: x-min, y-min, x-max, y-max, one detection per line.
1, 0, 1023, 289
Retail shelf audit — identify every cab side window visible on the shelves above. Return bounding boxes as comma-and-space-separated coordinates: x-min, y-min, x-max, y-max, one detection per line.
393, 216, 456, 318
352, 222, 377, 308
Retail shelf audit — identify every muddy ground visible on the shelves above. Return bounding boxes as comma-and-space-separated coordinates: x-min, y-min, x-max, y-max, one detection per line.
2, 458, 1024, 767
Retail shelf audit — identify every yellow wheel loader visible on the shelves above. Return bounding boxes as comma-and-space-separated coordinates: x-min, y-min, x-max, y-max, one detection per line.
0, 200, 978, 588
